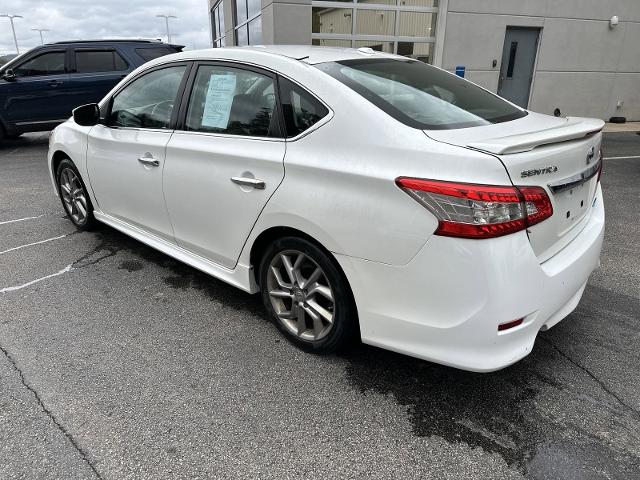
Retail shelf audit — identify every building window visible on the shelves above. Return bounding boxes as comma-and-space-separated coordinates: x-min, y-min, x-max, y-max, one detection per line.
211, 1, 226, 47
311, 0, 438, 63
235, 0, 262, 46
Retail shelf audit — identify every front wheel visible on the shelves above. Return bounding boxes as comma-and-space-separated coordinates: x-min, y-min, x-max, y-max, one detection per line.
56, 158, 96, 230
259, 236, 358, 352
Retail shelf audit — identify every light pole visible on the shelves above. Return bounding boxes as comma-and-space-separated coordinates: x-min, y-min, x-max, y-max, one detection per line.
156, 14, 176, 43
1, 14, 23, 54
31, 28, 49, 45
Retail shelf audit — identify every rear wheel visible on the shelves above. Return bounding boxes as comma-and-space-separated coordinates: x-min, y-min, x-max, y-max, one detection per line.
259, 236, 357, 352
56, 158, 96, 230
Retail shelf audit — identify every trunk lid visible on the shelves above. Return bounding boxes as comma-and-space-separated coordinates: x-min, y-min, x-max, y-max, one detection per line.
425, 113, 604, 262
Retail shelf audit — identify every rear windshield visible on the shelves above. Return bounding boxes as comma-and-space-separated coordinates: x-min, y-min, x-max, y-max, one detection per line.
315, 58, 526, 130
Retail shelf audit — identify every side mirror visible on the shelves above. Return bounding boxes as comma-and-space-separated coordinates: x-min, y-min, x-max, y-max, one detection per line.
73, 103, 100, 127
2, 68, 16, 82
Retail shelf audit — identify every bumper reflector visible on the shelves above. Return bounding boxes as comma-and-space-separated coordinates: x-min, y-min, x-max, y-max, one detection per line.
498, 318, 524, 331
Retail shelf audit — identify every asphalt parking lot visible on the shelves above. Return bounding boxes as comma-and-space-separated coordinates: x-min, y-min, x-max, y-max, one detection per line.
1, 132, 639, 480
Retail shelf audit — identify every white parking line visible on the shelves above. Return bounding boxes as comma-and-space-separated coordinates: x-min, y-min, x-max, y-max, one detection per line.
0, 264, 73, 294
603, 155, 640, 160
0, 234, 69, 256
0, 214, 50, 225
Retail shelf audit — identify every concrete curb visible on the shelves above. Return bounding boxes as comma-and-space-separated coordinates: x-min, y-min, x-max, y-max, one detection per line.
604, 122, 640, 133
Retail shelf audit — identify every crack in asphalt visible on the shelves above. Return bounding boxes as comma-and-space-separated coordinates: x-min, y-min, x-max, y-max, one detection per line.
0, 343, 103, 480
540, 337, 640, 419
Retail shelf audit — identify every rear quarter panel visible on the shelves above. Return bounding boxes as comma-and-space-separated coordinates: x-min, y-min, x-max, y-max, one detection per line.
241, 77, 513, 266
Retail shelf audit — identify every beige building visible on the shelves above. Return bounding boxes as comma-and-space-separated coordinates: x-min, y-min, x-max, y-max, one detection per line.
208, 0, 640, 121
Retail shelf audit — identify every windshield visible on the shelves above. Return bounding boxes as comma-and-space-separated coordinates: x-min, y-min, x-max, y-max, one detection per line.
315, 58, 527, 130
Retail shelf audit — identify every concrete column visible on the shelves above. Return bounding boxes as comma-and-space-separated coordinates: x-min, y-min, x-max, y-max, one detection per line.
223, 0, 236, 46
261, 0, 312, 45
432, 0, 448, 67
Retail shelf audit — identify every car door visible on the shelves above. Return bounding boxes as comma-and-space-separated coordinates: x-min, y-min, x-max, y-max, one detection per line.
163, 62, 286, 268
3, 48, 70, 125
86, 63, 189, 241
65, 48, 131, 110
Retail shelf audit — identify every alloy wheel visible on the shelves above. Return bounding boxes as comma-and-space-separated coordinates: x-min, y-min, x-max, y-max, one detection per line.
59, 168, 88, 224
266, 250, 335, 341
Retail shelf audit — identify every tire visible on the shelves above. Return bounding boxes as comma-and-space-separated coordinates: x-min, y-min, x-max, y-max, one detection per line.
56, 158, 96, 231
259, 236, 358, 353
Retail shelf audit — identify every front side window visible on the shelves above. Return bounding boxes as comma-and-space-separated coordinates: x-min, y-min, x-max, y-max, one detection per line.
185, 65, 276, 137
108, 65, 186, 129
278, 77, 329, 137
316, 58, 526, 130
75, 50, 128, 73
14, 51, 65, 77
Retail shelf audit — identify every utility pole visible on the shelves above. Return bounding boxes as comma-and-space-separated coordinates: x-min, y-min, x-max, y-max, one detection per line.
1, 14, 23, 54
156, 14, 176, 43
31, 28, 49, 45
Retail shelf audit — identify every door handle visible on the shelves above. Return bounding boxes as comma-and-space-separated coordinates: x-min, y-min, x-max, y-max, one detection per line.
231, 176, 266, 190
138, 156, 160, 167
48, 80, 62, 87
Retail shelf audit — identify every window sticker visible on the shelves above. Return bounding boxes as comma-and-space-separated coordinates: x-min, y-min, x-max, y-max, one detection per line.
201, 72, 237, 129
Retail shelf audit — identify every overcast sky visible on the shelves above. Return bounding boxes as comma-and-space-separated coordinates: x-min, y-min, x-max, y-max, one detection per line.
0, 0, 211, 56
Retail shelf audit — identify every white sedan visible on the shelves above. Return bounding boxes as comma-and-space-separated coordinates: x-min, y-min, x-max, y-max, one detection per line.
48, 46, 605, 372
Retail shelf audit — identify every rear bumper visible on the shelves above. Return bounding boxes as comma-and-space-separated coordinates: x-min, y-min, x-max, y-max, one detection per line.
336, 184, 605, 372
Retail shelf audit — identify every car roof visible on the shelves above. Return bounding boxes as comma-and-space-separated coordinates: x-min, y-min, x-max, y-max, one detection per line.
167, 45, 399, 65
48, 39, 167, 45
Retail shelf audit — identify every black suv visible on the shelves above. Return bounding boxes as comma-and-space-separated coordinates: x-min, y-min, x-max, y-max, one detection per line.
0, 39, 182, 140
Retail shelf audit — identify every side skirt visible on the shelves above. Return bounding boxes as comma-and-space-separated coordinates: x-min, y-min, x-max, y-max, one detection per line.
94, 211, 259, 294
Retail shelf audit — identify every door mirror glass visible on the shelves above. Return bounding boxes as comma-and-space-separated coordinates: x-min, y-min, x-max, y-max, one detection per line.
73, 103, 100, 126
107, 65, 186, 129
2, 68, 16, 81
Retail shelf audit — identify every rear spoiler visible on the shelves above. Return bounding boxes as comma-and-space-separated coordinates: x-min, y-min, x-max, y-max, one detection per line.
168, 44, 185, 52
467, 117, 605, 155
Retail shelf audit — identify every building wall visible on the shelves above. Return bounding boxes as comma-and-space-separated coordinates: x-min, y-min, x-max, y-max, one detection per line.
207, 0, 638, 121
208, 0, 311, 47
440, 0, 640, 120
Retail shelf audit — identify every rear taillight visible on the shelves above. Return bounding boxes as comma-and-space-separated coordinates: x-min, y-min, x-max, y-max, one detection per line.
395, 178, 553, 239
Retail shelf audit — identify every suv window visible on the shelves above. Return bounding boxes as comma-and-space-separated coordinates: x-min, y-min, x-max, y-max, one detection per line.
108, 65, 186, 129
135, 47, 176, 62
185, 65, 277, 137
14, 51, 65, 77
278, 77, 328, 137
316, 58, 527, 130
75, 50, 128, 73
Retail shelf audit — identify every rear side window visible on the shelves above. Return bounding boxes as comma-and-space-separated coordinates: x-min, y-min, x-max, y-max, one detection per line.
316, 58, 526, 130
185, 65, 278, 138
14, 52, 65, 77
135, 47, 177, 62
108, 65, 186, 129
75, 50, 128, 73
278, 77, 329, 137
